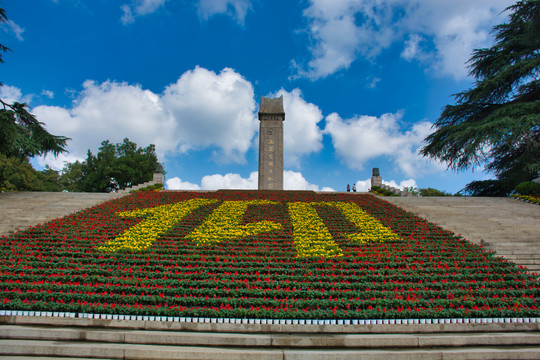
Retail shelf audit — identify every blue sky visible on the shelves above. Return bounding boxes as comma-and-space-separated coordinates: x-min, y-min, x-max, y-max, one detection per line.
1, 0, 515, 193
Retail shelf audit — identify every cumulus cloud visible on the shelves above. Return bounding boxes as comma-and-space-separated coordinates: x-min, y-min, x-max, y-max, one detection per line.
166, 177, 201, 190
324, 111, 442, 177
163, 67, 257, 163
270, 88, 324, 167
284, 170, 334, 191
201, 172, 258, 190
353, 179, 372, 192
197, 0, 251, 25
167, 170, 334, 191
295, 0, 514, 80
121, 0, 168, 24
353, 177, 417, 192
33, 80, 173, 168
31, 66, 257, 170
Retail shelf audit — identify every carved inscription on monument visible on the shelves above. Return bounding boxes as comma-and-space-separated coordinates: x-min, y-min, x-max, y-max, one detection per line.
258, 96, 284, 190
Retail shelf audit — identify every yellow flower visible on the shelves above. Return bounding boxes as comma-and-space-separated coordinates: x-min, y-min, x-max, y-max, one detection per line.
324, 201, 399, 243
288, 202, 343, 258
99, 198, 217, 252
185, 200, 282, 245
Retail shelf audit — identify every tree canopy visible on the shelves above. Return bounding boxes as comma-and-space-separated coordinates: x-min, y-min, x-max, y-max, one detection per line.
421, 0, 540, 195
65, 138, 161, 193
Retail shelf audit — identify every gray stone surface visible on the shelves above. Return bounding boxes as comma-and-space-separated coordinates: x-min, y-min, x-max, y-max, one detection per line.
3, 319, 540, 359
0, 192, 123, 236
258, 96, 284, 190
380, 196, 540, 273
371, 176, 382, 188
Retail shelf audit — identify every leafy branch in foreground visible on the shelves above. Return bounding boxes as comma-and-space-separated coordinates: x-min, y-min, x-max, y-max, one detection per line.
0, 99, 69, 159
421, 0, 540, 196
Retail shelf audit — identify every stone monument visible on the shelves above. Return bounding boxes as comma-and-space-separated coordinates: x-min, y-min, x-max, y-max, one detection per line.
371, 167, 382, 188
258, 96, 284, 190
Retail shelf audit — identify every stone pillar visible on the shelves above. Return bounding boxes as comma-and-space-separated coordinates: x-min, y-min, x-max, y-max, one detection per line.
371, 168, 382, 188
153, 172, 165, 184
258, 96, 284, 190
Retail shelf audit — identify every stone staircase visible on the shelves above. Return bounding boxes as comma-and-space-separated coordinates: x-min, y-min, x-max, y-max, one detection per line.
1, 316, 540, 359
1, 193, 540, 358
117, 172, 165, 194
0, 192, 123, 236
381, 196, 540, 273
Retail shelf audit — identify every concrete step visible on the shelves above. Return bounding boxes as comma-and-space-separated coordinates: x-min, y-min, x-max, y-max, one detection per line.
3, 339, 540, 360
2, 321, 540, 360
381, 196, 540, 274
3, 325, 540, 348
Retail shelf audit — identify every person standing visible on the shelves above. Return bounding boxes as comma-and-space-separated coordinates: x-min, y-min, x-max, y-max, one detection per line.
352, 183, 356, 192
346, 184, 350, 192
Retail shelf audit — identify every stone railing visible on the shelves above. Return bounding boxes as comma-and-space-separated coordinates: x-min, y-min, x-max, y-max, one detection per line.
370, 168, 413, 197
118, 173, 165, 194
378, 183, 413, 197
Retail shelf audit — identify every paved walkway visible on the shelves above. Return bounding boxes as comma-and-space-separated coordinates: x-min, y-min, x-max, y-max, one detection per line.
1, 192, 539, 272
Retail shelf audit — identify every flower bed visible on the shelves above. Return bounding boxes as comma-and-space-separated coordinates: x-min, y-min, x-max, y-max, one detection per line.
510, 194, 540, 205
1, 190, 538, 320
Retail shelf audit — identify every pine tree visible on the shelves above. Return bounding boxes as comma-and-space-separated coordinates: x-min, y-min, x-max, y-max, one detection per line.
421, 0, 540, 195
0, 7, 69, 160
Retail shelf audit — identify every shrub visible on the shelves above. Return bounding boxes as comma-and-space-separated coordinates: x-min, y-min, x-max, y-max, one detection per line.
370, 186, 399, 196
419, 188, 450, 197
515, 181, 540, 195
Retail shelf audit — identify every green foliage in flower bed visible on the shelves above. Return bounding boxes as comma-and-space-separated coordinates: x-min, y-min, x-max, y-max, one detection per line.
369, 186, 399, 197
129, 183, 164, 193
515, 181, 540, 196
510, 194, 540, 205
1, 191, 538, 319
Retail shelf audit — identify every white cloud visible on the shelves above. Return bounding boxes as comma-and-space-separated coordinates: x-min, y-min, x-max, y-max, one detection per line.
383, 178, 417, 190
353, 177, 417, 192
296, 0, 514, 80
167, 170, 334, 191
284, 170, 334, 191
367, 77, 381, 89
197, 0, 251, 25
33, 80, 173, 165
201, 172, 258, 190
162, 66, 257, 163
41, 90, 54, 99
324, 111, 443, 177
1, 19, 25, 41
0, 84, 26, 104
271, 89, 324, 167
401, 34, 425, 62
37, 153, 85, 172
31, 66, 257, 169
121, 0, 168, 24
166, 177, 201, 190
353, 179, 372, 192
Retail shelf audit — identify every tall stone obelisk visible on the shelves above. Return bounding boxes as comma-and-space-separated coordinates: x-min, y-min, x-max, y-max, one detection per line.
258, 96, 284, 190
